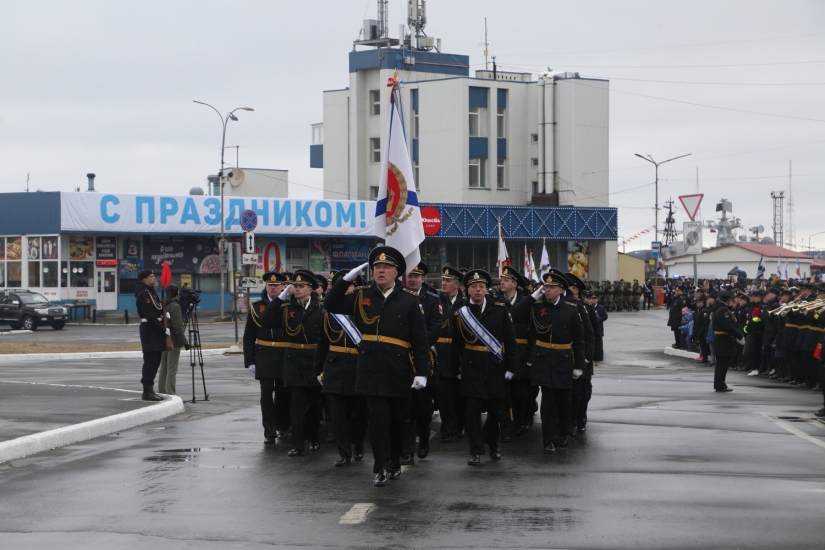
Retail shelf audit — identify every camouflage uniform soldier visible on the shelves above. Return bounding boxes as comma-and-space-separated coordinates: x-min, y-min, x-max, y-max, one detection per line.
631, 280, 641, 311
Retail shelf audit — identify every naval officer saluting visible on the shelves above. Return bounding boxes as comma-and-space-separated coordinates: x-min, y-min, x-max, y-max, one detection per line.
324, 246, 431, 487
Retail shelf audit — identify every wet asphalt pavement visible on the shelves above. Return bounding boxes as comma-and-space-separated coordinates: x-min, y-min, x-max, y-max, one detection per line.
1, 310, 825, 549
0, 320, 238, 345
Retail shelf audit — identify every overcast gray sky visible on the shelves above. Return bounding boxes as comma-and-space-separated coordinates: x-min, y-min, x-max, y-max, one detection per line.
2, 0, 824, 251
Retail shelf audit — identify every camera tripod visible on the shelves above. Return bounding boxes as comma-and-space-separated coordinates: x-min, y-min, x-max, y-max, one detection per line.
183, 303, 209, 403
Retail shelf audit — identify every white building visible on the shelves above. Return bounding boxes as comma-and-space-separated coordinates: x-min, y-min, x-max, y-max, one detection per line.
308, 6, 617, 280
664, 242, 813, 280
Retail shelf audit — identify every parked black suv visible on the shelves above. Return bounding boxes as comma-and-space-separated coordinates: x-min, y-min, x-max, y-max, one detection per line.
0, 289, 68, 330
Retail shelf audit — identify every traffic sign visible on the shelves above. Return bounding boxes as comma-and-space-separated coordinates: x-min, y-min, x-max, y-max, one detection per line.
241, 277, 261, 288
242, 253, 258, 265
240, 209, 258, 232
678, 194, 704, 222
651, 241, 661, 258
683, 221, 703, 255
243, 231, 255, 254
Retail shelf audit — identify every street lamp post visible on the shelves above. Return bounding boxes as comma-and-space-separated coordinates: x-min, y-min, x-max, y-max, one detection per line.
635, 153, 691, 244
809, 230, 825, 252
193, 101, 254, 319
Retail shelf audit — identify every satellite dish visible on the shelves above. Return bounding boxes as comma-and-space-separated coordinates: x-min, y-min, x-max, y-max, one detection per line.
226, 168, 245, 188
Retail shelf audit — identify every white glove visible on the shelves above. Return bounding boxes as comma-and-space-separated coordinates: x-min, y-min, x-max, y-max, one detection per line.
737, 338, 746, 346
248, 364, 256, 374
165, 328, 171, 336
457, 373, 461, 380
344, 262, 369, 282
412, 376, 427, 389
278, 284, 293, 301
531, 287, 544, 300
165, 311, 171, 319
573, 369, 583, 379
317, 375, 324, 385
505, 371, 514, 380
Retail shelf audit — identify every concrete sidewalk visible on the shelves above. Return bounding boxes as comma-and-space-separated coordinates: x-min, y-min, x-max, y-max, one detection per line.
0, 380, 184, 462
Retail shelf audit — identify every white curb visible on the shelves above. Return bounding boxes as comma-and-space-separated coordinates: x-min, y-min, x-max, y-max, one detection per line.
0, 347, 230, 363
663, 347, 701, 360
0, 387, 185, 463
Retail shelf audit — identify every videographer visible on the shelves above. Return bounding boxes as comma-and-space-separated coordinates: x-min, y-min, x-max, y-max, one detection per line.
158, 284, 188, 395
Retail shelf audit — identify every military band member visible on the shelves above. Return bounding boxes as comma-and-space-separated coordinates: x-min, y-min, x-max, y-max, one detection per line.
436, 266, 466, 442
313, 270, 368, 466
243, 271, 291, 444
511, 271, 586, 454
324, 246, 431, 487
401, 262, 444, 464
451, 269, 517, 465
709, 290, 745, 392
261, 270, 323, 456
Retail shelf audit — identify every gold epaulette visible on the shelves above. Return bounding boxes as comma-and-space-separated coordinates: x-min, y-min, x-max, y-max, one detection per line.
566, 302, 578, 307
281, 302, 290, 308
355, 285, 370, 290
493, 301, 505, 306
403, 288, 418, 295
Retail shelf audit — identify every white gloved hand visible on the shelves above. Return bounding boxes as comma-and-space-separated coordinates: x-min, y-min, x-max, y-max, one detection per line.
165, 328, 171, 336
573, 369, 583, 379
505, 371, 514, 380
317, 375, 324, 385
278, 284, 293, 301
531, 287, 544, 300
412, 376, 427, 389
457, 373, 461, 380
344, 262, 369, 282
248, 364, 256, 374
165, 311, 171, 319
737, 338, 746, 346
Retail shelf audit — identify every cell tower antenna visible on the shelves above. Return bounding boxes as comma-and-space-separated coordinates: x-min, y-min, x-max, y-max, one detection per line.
786, 160, 796, 249
770, 190, 785, 248
480, 17, 489, 70
377, 0, 389, 39
662, 199, 678, 245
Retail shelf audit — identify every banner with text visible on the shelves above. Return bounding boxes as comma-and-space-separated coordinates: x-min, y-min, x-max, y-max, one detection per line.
60, 193, 373, 236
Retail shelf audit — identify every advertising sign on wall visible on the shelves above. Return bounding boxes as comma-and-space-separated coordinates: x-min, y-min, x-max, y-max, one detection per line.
68, 236, 95, 260
61, 193, 374, 237
567, 241, 589, 280
143, 236, 222, 274
95, 236, 117, 260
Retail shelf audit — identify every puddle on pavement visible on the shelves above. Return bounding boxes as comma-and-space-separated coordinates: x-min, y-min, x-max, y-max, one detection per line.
776, 416, 814, 423
143, 447, 224, 463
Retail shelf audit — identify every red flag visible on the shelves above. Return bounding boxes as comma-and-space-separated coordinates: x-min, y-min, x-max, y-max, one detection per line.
160, 260, 172, 288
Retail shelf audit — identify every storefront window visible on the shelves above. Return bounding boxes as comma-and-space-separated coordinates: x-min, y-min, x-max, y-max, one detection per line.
0, 262, 5, 286
42, 261, 58, 287
70, 262, 94, 287
28, 261, 40, 287
61, 262, 68, 288
7, 262, 22, 287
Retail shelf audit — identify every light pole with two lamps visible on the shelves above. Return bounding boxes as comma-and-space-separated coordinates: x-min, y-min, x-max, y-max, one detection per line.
634, 152, 691, 244
193, 101, 254, 320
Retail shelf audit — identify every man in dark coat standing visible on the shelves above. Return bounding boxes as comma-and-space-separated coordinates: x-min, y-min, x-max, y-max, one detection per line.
564, 271, 596, 438
135, 269, 167, 401
243, 271, 290, 444
668, 286, 686, 348
511, 271, 586, 455
710, 290, 745, 392
451, 269, 517, 465
324, 246, 431, 487
497, 265, 532, 440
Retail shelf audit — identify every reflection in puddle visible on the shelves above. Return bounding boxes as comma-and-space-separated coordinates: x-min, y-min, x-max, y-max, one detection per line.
143, 447, 224, 463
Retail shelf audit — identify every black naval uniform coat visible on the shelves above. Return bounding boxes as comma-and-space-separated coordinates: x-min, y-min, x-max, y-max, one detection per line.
313, 310, 360, 396
261, 293, 322, 388
324, 279, 431, 398
415, 283, 445, 372
242, 290, 286, 380
451, 298, 518, 400
511, 295, 586, 390
568, 297, 596, 377
135, 281, 166, 353
436, 293, 464, 379
710, 301, 744, 357
500, 291, 532, 380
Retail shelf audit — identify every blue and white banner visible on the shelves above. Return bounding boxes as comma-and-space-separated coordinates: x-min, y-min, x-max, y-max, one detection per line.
60, 193, 373, 236
374, 80, 425, 274
458, 305, 503, 361
331, 313, 362, 346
